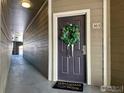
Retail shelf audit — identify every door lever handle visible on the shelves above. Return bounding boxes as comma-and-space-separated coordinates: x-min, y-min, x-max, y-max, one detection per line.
82, 45, 87, 55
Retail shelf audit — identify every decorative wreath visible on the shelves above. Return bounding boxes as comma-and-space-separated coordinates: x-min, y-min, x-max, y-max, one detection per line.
60, 24, 80, 47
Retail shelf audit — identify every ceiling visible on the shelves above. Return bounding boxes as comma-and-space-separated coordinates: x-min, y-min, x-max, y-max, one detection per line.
8, 0, 45, 41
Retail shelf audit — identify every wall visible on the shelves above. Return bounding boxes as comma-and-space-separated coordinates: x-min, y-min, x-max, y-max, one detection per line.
52, 0, 103, 85
23, 2, 48, 78
0, 0, 12, 93
111, 0, 124, 85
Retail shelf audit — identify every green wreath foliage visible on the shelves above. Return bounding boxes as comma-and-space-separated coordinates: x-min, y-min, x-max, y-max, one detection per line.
60, 24, 80, 46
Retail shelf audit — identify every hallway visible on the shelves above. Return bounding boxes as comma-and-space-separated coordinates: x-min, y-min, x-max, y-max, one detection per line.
5, 56, 103, 93
1, 0, 124, 93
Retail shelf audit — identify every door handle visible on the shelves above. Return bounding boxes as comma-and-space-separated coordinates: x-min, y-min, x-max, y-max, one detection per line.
82, 45, 87, 55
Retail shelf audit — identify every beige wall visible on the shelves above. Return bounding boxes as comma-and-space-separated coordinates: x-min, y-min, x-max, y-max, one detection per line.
0, 0, 12, 93
23, 3, 48, 78
0, 31, 12, 93
111, 0, 124, 85
52, 0, 103, 85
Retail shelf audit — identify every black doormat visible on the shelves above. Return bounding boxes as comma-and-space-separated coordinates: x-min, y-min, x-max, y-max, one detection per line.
52, 81, 83, 92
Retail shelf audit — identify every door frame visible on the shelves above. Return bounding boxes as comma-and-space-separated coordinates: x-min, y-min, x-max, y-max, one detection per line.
53, 9, 91, 85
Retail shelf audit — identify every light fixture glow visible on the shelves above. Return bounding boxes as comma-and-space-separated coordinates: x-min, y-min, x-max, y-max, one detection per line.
21, 0, 31, 8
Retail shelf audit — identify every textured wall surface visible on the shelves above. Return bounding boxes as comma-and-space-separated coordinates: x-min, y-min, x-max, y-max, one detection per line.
52, 0, 103, 85
23, 3, 48, 78
111, 0, 124, 85
0, 0, 12, 93
0, 32, 12, 93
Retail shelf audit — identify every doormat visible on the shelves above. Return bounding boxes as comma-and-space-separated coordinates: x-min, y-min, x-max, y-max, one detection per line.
52, 81, 83, 92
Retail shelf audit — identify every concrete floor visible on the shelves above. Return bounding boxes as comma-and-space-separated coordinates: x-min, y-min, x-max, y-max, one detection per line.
6, 55, 109, 93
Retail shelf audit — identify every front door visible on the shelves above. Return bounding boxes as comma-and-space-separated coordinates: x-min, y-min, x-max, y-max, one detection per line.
58, 15, 86, 83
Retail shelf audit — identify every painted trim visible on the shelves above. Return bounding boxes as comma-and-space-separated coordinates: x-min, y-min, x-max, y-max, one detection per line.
48, 0, 53, 81
53, 9, 91, 85
103, 0, 111, 86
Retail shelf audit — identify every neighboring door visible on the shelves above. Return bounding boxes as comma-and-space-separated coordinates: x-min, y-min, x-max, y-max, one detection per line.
58, 15, 87, 83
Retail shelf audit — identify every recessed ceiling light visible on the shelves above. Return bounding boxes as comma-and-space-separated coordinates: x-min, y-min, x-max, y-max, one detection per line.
21, 0, 31, 8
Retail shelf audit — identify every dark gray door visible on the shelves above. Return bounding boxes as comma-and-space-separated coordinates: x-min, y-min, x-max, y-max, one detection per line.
58, 15, 87, 83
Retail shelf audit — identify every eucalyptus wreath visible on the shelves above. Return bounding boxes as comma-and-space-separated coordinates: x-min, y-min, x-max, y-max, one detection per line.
60, 24, 80, 46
